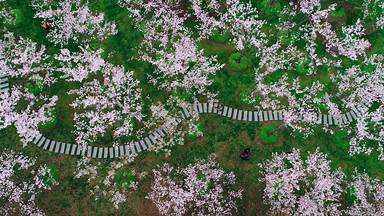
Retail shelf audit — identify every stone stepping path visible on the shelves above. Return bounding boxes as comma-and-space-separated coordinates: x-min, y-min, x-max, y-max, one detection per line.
26, 101, 368, 159
0, 77, 371, 159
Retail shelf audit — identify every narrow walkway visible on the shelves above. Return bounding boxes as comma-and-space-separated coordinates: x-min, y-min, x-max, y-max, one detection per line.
0, 75, 370, 159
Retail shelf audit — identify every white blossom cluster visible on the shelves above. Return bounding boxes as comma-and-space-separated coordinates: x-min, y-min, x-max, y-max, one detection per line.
0, 150, 56, 216
32, 0, 117, 45
120, 0, 223, 96
147, 154, 242, 216
74, 157, 146, 209
260, 149, 384, 215
259, 148, 344, 215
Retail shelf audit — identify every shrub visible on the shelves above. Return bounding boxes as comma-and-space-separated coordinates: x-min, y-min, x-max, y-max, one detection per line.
228, 52, 249, 71
260, 125, 279, 144
211, 30, 230, 43
333, 130, 349, 149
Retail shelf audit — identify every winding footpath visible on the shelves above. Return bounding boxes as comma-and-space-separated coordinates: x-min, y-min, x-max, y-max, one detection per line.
0, 75, 371, 159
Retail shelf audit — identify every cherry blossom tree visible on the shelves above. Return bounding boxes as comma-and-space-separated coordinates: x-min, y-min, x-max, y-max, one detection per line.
147, 154, 242, 216
0, 88, 58, 145
259, 149, 344, 215
345, 170, 384, 215
0, 32, 49, 78
74, 157, 146, 209
69, 63, 143, 148
32, 0, 117, 45
55, 46, 105, 82
0, 150, 55, 216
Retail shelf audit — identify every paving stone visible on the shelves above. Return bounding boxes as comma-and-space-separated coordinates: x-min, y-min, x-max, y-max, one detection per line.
197, 103, 203, 113
333, 116, 341, 125
109, 147, 114, 158
342, 114, 349, 124
130, 143, 136, 155
237, 110, 243, 120
124, 145, 130, 156
114, 146, 119, 158
48, 140, 56, 152
243, 111, 248, 121
119, 145, 125, 157
259, 111, 264, 121
149, 134, 157, 144
322, 114, 328, 124
202, 103, 208, 113
207, 102, 213, 113
76, 145, 83, 155
352, 107, 362, 118
139, 140, 147, 150
193, 102, 199, 112
157, 128, 166, 137
268, 111, 273, 120
65, 144, 71, 154
227, 107, 233, 118
43, 139, 51, 150
222, 106, 228, 116
54, 142, 61, 153
60, 143, 65, 153
91, 147, 97, 158
247, 111, 253, 121
350, 111, 358, 120
278, 110, 285, 120
346, 112, 353, 122
95, 147, 101, 158
32, 134, 42, 145
134, 142, 142, 153
263, 111, 268, 121
253, 111, 258, 121
144, 137, 153, 148
87, 146, 92, 157
71, 145, 77, 155
232, 109, 238, 119
327, 115, 334, 125
273, 111, 278, 120
100, 147, 108, 158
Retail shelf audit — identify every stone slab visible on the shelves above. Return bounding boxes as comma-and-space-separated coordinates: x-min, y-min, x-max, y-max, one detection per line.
37, 136, 46, 147
54, 142, 61, 153
65, 144, 71, 154
232, 109, 238, 119
119, 145, 125, 157
134, 142, 142, 153
114, 147, 119, 158
263, 111, 268, 121
259, 111, 264, 121
109, 147, 114, 158
237, 110, 243, 120
227, 107, 233, 118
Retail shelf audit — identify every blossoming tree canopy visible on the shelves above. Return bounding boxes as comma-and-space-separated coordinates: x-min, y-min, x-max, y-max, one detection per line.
32, 0, 117, 45
147, 155, 242, 216
259, 149, 345, 215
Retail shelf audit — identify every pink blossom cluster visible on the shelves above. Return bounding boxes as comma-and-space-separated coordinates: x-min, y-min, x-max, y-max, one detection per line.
74, 157, 146, 209
0, 88, 58, 145
0, 150, 54, 216
191, 0, 266, 50
0, 32, 49, 78
259, 149, 344, 215
147, 154, 242, 216
32, 0, 117, 45
69, 63, 143, 148
345, 170, 384, 215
